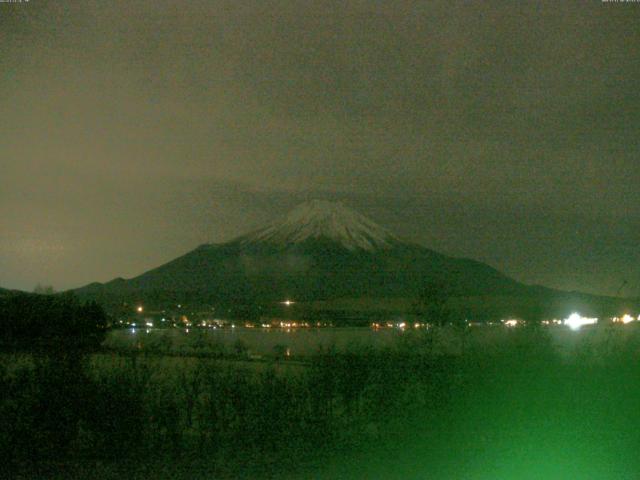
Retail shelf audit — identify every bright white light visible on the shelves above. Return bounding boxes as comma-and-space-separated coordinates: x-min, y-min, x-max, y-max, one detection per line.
282, 300, 294, 306
621, 314, 634, 324
136, 306, 143, 313
564, 313, 598, 330
398, 322, 406, 329
145, 322, 153, 327
503, 319, 519, 328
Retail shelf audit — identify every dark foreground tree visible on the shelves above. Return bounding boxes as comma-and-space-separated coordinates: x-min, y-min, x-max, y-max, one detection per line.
0, 292, 107, 350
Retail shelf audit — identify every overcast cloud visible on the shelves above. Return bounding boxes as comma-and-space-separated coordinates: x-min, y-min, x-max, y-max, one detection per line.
1, 0, 639, 295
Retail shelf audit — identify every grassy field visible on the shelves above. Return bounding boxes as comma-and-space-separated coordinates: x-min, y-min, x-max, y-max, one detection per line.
3, 324, 640, 479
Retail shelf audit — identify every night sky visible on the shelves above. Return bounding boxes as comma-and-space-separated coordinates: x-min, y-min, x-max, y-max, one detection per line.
1, 1, 639, 296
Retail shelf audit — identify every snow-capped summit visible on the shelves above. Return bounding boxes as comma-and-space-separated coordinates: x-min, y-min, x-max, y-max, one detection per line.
237, 200, 400, 251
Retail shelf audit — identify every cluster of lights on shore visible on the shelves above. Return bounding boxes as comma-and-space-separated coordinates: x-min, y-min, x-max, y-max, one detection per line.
375, 313, 640, 331
500, 313, 640, 331
127, 300, 330, 331
131, 302, 639, 332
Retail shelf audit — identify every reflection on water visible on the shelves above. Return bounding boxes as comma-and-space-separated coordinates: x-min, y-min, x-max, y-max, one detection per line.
106, 323, 638, 360
108, 327, 405, 356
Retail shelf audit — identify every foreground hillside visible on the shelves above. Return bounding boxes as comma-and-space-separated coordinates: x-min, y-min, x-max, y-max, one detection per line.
4, 325, 640, 479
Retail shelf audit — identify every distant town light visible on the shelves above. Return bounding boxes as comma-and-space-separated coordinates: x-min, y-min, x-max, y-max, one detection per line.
282, 299, 294, 306
503, 319, 519, 328
136, 306, 143, 313
564, 313, 598, 330
621, 314, 634, 324
613, 314, 635, 324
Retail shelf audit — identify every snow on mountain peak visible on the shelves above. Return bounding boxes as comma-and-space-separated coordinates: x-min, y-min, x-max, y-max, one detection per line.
238, 200, 399, 251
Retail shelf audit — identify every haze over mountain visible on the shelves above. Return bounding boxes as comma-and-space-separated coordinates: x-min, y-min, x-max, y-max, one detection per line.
75, 200, 636, 320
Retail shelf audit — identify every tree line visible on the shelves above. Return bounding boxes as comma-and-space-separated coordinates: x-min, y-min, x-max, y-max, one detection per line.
0, 292, 107, 350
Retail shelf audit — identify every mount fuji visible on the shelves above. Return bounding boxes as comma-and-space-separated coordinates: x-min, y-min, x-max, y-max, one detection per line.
74, 200, 633, 320
235, 200, 401, 251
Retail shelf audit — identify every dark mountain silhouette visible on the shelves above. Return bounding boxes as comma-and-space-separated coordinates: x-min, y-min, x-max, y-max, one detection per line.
73, 200, 637, 320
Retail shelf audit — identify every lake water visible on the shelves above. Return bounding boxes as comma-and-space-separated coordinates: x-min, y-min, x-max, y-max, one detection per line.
106, 326, 406, 356
104, 323, 640, 359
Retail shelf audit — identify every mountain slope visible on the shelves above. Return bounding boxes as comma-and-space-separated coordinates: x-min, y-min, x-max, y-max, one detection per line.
73, 200, 635, 319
